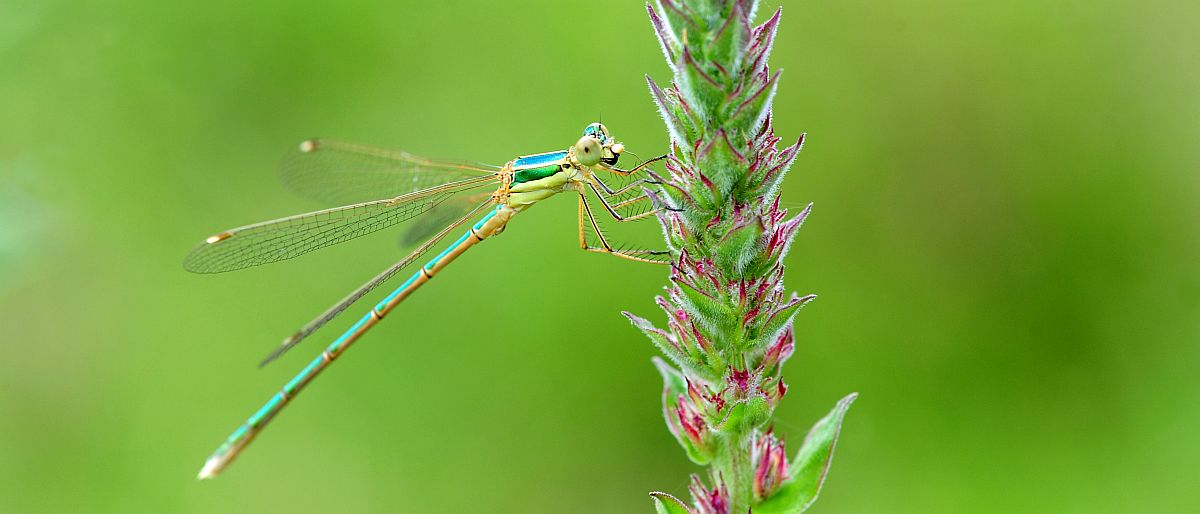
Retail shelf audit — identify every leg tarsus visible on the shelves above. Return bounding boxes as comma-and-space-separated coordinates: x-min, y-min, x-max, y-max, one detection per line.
607, 154, 669, 176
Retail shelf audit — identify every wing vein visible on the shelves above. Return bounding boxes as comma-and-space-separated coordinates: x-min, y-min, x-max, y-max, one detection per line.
184, 175, 496, 273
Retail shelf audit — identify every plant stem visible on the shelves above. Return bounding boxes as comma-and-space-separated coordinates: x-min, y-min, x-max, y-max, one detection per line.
630, 2, 857, 513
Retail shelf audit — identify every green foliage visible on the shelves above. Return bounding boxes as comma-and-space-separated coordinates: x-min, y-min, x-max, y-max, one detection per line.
631, 1, 856, 513
651, 492, 694, 514
716, 396, 771, 434
755, 393, 857, 514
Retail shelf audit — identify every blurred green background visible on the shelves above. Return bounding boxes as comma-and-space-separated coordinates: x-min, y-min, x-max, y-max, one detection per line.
2, 0, 1197, 512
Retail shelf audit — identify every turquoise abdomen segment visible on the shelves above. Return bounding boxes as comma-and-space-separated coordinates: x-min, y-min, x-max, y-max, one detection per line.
420, 209, 501, 272
472, 208, 499, 230
284, 355, 325, 395
248, 392, 285, 427
373, 207, 500, 312
424, 231, 474, 271
513, 150, 567, 169
512, 164, 561, 185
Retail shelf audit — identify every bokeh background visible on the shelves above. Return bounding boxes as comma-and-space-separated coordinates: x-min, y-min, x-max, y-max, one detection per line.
2, 0, 1198, 512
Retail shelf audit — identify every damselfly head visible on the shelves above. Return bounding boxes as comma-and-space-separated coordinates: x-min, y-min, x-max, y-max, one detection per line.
573, 134, 603, 166
599, 142, 621, 167
578, 122, 622, 167
582, 122, 611, 143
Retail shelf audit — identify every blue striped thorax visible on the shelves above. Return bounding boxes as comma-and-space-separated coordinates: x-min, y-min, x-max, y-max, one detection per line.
512, 150, 568, 169
511, 150, 568, 185
509, 122, 617, 186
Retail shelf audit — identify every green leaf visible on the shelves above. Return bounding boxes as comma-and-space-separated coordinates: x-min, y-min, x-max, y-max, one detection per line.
647, 5, 680, 68
754, 393, 857, 514
672, 279, 735, 339
690, 0, 724, 24
714, 222, 761, 278
705, 1, 748, 71
625, 311, 691, 372
716, 395, 772, 434
654, 357, 688, 398
654, 0, 696, 49
647, 76, 688, 146
650, 491, 693, 514
695, 129, 749, 199
751, 294, 816, 349
727, 70, 780, 135
677, 47, 724, 120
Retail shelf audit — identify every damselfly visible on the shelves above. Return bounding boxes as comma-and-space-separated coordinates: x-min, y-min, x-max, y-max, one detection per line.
187, 123, 667, 479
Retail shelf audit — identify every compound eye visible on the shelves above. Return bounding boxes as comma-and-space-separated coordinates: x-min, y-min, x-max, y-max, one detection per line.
574, 136, 602, 166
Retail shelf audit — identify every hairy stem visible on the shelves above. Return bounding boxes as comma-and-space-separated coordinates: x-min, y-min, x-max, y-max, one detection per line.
628, 2, 857, 513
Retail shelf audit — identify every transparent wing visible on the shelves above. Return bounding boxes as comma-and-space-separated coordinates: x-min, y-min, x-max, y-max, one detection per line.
183, 176, 496, 274
280, 138, 500, 206
258, 198, 494, 367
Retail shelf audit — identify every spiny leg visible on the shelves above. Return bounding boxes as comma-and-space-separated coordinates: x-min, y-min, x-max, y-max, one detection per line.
589, 175, 686, 222
577, 193, 670, 264
587, 181, 657, 222
606, 154, 669, 176
576, 193, 628, 257
593, 162, 683, 218
591, 173, 660, 196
